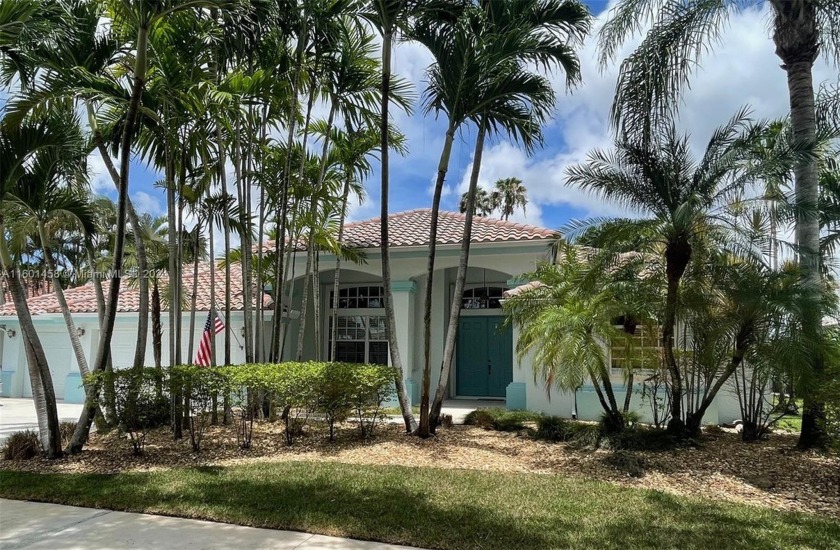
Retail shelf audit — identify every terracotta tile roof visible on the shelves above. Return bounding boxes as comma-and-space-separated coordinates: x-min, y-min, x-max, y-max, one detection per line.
264, 209, 556, 251
502, 281, 546, 298
0, 263, 272, 317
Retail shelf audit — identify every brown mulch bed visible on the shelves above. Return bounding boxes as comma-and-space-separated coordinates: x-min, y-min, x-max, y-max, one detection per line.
2, 420, 838, 519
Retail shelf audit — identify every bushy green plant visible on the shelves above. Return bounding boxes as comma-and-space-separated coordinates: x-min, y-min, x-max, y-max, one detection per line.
3, 430, 41, 460
601, 426, 677, 451
274, 362, 322, 444
599, 410, 641, 434
317, 363, 357, 441
464, 408, 542, 431
59, 421, 76, 448
567, 423, 602, 449
535, 415, 572, 442
823, 357, 840, 451
86, 368, 168, 455
463, 408, 497, 428
349, 364, 396, 438
171, 366, 228, 452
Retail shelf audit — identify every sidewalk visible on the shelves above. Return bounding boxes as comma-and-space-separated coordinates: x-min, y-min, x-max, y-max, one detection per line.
0, 499, 422, 550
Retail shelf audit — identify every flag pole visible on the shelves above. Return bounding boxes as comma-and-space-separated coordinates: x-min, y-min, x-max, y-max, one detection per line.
216, 311, 245, 349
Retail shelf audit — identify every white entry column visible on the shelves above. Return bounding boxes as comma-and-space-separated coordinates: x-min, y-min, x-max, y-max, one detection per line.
389, 280, 417, 403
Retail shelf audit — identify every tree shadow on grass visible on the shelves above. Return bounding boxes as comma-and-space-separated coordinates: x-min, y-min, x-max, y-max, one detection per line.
1, 464, 838, 550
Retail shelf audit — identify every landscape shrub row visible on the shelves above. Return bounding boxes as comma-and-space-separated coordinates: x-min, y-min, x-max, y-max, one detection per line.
465, 408, 680, 454
85, 362, 396, 454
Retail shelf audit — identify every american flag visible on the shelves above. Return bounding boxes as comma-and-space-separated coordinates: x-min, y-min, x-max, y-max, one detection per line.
195, 311, 224, 367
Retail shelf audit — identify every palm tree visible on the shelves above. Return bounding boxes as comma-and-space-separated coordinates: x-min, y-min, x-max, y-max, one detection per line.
0, 108, 76, 458
599, 0, 840, 449
503, 245, 659, 429
363, 0, 417, 432
458, 188, 496, 216
493, 177, 528, 221
564, 111, 780, 435
427, 0, 591, 433
3, 113, 96, 387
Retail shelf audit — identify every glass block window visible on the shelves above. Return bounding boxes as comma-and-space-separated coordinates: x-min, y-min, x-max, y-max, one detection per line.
328, 314, 389, 365
610, 323, 661, 371
329, 286, 385, 309
461, 286, 506, 309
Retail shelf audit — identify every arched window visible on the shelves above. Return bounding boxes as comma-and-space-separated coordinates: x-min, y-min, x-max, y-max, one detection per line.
461, 286, 507, 309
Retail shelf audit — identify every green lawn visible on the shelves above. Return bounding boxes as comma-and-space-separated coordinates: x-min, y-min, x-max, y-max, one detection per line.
2, 462, 838, 549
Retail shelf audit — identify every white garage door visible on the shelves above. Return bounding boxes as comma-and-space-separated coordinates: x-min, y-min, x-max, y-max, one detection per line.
23, 330, 73, 399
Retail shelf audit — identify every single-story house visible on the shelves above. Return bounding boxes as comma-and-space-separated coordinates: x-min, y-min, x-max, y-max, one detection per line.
0, 209, 743, 424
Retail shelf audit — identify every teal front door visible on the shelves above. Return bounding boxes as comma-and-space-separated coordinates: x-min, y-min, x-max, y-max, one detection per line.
456, 316, 513, 398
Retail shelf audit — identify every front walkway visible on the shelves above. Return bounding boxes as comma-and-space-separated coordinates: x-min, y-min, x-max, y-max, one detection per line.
0, 398, 84, 445
0, 499, 423, 550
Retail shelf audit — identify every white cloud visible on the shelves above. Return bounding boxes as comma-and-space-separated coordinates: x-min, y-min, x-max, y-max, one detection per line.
86, 147, 117, 193
132, 191, 164, 216
450, 3, 836, 229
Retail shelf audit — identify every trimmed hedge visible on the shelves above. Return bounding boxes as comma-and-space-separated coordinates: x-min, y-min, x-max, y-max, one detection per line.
86, 362, 396, 452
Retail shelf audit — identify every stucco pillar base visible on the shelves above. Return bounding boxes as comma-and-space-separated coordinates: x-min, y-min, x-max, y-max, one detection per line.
506, 382, 526, 410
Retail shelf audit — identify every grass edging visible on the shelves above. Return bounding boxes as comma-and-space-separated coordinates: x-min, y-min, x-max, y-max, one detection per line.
1, 461, 838, 549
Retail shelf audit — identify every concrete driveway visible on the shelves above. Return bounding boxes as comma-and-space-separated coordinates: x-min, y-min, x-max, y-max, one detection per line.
0, 500, 421, 550
0, 398, 84, 445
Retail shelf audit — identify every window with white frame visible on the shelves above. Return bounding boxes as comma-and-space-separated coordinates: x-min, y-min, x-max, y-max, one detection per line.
327, 286, 388, 365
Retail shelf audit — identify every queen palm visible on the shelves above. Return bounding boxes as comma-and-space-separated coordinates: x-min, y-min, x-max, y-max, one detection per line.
565, 111, 777, 435
427, 0, 591, 433
599, 0, 840, 448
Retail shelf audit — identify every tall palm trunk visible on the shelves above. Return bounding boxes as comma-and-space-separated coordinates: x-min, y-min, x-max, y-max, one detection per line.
69, 23, 149, 453
280, 202, 301, 358
256, 152, 267, 362
429, 117, 487, 431
152, 280, 163, 370
295, 244, 314, 360
292, 86, 319, 361
330, 167, 354, 360
86, 246, 116, 422
0, 221, 61, 457
233, 116, 255, 363
176, 148, 187, 366
662, 240, 691, 435
37, 229, 89, 378
418, 125, 456, 437
312, 251, 322, 362
771, 0, 825, 449
187, 225, 201, 362
380, 28, 415, 433
165, 118, 183, 439
39, 237, 110, 433
217, 126, 233, 368
303, 103, 336, 363
88, 107, 150, 373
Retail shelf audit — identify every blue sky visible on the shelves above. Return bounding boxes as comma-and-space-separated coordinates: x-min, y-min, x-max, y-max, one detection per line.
86, 0, 836, 235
